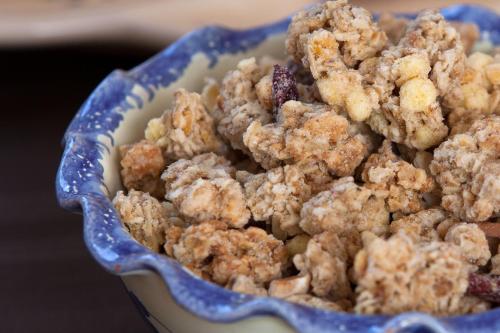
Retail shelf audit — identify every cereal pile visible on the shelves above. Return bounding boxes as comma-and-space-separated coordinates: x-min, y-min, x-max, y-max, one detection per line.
113, 0, 500, 315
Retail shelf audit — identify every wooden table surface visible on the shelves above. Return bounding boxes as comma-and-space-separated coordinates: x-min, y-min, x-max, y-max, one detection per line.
0, 1, 497, 332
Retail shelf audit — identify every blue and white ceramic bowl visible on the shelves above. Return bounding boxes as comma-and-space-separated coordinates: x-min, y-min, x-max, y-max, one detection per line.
57, 5, 500, 333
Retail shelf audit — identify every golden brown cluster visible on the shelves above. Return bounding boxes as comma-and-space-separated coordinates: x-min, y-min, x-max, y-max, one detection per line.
113, 0, 499, 316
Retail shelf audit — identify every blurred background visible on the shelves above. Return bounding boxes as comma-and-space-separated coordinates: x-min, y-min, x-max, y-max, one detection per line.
0, 1, 497, 332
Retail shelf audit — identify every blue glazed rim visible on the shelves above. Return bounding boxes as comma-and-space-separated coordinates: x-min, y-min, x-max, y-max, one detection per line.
56, 5, 500, 333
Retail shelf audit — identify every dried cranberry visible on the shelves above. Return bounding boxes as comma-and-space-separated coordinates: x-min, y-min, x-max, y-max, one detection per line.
272, 64, 299, 114
467, 273, 500, 303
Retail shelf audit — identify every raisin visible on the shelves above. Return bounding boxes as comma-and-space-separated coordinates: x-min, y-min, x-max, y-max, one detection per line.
467, 273, 500, 303
272, 64, 299, 113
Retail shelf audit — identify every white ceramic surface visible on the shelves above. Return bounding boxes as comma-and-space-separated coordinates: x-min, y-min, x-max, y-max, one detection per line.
122, 272, 295, 333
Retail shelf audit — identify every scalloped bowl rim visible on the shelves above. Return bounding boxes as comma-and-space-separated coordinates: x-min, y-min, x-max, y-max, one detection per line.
56, 5, 500, 333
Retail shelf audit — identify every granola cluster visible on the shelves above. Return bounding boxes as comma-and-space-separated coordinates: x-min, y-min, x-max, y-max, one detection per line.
173, 221, 287, 285
145, 88, 227, 160
430, 116, 500, 222
447, 53, 500, 134
162, 153, 250, 228
113, 0, 499, 316
243, 100, 371, 173
361, 140, 435, 215
353, 232, 489, 315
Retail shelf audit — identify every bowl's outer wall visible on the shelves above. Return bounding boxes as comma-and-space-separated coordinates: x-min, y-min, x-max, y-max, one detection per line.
56, 5, 500, 333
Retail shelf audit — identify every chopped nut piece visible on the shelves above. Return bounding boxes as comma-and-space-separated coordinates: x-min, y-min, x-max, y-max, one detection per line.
227, 275, 268, 296
400, 78, 437, 112
393, 54, 431, 87
269, 274, 311, 298
286, 234, 311, 257
201, 78, 224, 123
255, 74, 274, 111
445, 223, 491, 266
119, 140, 166, 198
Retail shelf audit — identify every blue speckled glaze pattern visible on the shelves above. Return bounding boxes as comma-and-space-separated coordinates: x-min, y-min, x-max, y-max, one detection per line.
56, 5, 500, 333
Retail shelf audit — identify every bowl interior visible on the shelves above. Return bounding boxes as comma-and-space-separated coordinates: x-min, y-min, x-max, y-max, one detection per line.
101, 33, 286, 198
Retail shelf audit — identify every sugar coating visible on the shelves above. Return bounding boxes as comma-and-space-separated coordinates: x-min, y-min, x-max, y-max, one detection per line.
430, 116, 500, 222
